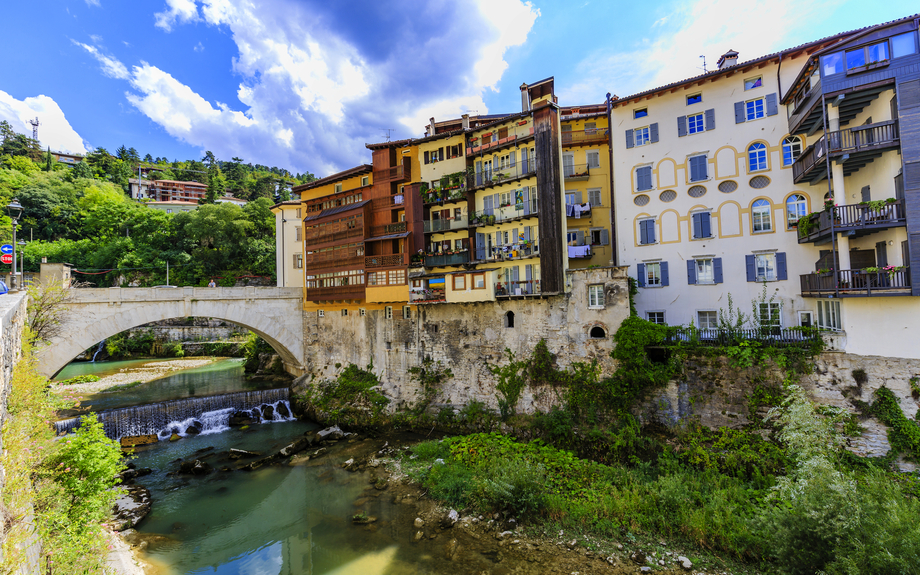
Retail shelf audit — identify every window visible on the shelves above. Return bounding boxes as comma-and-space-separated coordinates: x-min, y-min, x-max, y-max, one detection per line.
755, 253, 776, 281
644, 262, 661, 286
166, 209, 172, 214
697, 311, 718, 330
588, 284, 604, 308
891, 32, 918, 58
590, 228, 608, 246
639, 219, 656, 245
745, 252, 786, 281
748, 143, 767, 172
822, 52, 843, 75
359, 308, 366, 316
746, 98, 765, 120
334, 183, 343, 193
758, 302, 782, 330
752, 199, 772, 232
318, 309, 325, 317
688, 257, 722, 285
472, 273, 485, 289
586, 150, 600, 169
589, 326, 607, 338
635, 126, 650, 146
385, 306, 393, 319
696, 259, 714, 284
782, 136, 802, 166
402, 306, 411, 319
295, 226, 302, 241
688, 155, 708, 182
816, 300, 842, 331
846, 42, 889, 71
587, 188, 602, 206
688, 113, 704, 134
296, 208, 302, 218
691, 211, 712, 239
744, 76, 762, 90
341, 309, 348, 317
505, 311, 515, 328
786, 194, 807, 227
634, 108, 648, 119
565, 191, 577, 205
798, 311, 814, 328
293, 253, 304, 269
453, 274, 466, 290
646, 311, 666, 325
687, 94, 702, 105
636, 166, 653, 191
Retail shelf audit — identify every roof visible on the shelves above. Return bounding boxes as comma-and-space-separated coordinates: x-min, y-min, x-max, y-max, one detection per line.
302, 199, 370, 222
365, 232, 410, 242
147, 200, 200, 205
292, 165, 372, 193
269, 200, 301, 210
366, 138, 413, 151
147, 179, 206, 186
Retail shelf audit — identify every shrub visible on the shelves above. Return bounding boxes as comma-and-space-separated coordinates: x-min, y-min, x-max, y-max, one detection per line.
475, 459, 549, 519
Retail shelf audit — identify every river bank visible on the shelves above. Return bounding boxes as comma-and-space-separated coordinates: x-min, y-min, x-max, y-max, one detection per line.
55, 358, 221, 394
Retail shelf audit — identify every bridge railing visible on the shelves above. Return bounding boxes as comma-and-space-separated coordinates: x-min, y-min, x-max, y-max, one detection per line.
68, 286, 304, 301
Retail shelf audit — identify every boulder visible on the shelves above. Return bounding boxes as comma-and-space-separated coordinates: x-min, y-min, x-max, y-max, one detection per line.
440, 509, 460, 529
111, 485, 151, 530
678, 556, 693, 570
228, 448, 261, 460
120, 434, 158, 449
315, 425, 345, 442
178, 459, 212, 475
260, 404, 275, 419
228, 410, 258, 426
185, 420, 203, 435
278, 438, 310, 458
276, 403, 291, 419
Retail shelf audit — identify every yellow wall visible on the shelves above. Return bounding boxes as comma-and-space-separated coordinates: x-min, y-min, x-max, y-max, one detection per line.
418, 134, 466, 186
366, 284, 410, 304
445, 270, 497, 303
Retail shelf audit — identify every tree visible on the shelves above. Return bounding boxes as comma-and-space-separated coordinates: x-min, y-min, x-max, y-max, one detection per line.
44, 147, 53, 172
143, 153, 153, 163
26, 278, 82, 343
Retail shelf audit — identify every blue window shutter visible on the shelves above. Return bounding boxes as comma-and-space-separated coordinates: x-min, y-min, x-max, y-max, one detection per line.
575, 230, 584, 245
745, 254, 756, 282
692, 213, 702, 238
734, 101, 746, 123
776, 252, 788, 280
701, 212, 711, 238
625, 129, 634, 149
677, 116, 687, 137
640, 220, 651, 245
705, 108, 715, 131
661, 261, 670, 286
699, 156, 708, 179
687, 260, 697, 284
766, 93, 778, 116
495, 231, 501, 247
522, 187, 530, 215
510, 150, 516, 167
476, 233, 485, 260
648, 220, 656, 243
512, 266, 519, 283
714, 258, 723, 283
637, 166, 652, 190
637, 264, 646, 287
525, 264, 532, 281
512, 228, 518, 245
484, 194, 493, 215
521, 150, 529, 173
650, 123, 659, 143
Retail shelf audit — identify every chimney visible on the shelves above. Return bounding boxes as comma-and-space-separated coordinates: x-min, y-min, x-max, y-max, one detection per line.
520, 82, 531, 112
429, 117, 436, 136
461, 114, 470, 130
717, 49, 739, 70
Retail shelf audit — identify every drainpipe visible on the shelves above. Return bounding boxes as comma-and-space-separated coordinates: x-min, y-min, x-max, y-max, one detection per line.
280, 216, 286, 287
821, 100, 839, 299
606, 92, 618, 266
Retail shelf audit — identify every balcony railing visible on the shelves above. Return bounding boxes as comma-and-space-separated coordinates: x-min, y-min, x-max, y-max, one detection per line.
470, 203, 538, 226
422, 187, 466, 205
562, 128, 609, 147
424, 216, 468, 233
378, 161, 411, 183
409, 288, 446, 304
468, 162, 537, 190
424, 251, 471, 267
495, 280, 540, 297
365, 253, 408, 268
467, 125, 535, 156
304, 249, 365, 268
793, 120, 899, 183
303, 226, 363, 246
306, 285, 365, 301
800, 267, 911, 297
370, 195, 406, 211
661, 327, 823, 347
797, 200, 905, 243
563, 163, 590, 180
479, 244, 539, 263
370, 222, 407, 236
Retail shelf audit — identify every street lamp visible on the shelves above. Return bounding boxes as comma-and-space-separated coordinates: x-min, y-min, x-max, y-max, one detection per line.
6, 199, 23, 292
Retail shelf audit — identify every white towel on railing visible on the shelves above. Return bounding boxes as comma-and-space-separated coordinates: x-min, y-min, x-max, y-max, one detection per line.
567, 245, 591, 258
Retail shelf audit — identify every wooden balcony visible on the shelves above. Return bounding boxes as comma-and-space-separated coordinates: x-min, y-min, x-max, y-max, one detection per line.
800, 267, 911, 298
409, 289, 446, 304
365, 253, 408, 268
562, 129, 608, 147
793, 120, 899, 184
370, 194, 407, 211
495, 280, 540, 297
370, 222, 407, 236
303, 226, 363, 246
305, 285, 365, 302
466, 126, 534, 156
304, 249, 365, 269
378, 160, 411, 183
796, 200, 906, 244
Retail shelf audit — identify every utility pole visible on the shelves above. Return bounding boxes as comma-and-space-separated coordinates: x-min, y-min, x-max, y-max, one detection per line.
28, 117, 40, 141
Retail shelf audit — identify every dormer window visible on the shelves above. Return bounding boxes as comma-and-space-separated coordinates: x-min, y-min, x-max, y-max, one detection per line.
634, 108, 648, 119
687, 94, 702, 105
744, 76, 762, 90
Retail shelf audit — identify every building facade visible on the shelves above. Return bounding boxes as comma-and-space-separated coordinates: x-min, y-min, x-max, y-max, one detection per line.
270, 200, 304, 288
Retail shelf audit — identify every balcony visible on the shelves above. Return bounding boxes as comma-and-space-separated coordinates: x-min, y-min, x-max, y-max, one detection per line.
304, 249, 365, 269
467, 125, 535, 156
370, 222, 407, 236
424, 216, 468, 233
470, 202, 538, 226
796, 200, 905, 244
478, 244, 539, 263
378, 160, 411, 183
563, 163, 590, 181
365, 253, 408, 269
305, 285, 365, 302
562, 128, 609, 147
409, 288, 446, 304
422, 187, 466, 206
800, 267, 911, 298
792, 120, 899, 184
495, 280, 540, 297
424, 251, 471, 267
370, 194, 406, 211
303, 226, 363, 246
468, 163, 537, 190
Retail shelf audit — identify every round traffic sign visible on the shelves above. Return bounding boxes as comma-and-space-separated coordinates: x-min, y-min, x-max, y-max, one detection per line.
0, 254, 12, 265
0, 245, 12, 255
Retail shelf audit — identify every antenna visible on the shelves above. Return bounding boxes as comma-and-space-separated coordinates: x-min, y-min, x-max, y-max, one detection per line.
383, 129, 395, 142
28, 117, 40, 141
699, 55, 707, 73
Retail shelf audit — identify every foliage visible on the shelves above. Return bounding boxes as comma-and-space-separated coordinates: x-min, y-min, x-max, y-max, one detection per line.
679, 425, 787, 479
105, 329, 156, 359
407, 357, 453, 413
302, 364, 390, 426
608, 316, 675, 411
870, 386, 920, 460
56, 374, 100, 386
488, 349, 528, 419
26, 278, 81, 343
242, 332, 274, 372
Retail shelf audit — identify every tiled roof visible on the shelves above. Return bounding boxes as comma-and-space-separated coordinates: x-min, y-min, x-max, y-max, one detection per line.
293, 165, 372, 193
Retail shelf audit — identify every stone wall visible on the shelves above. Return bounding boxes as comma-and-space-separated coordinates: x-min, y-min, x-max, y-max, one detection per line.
296, 267, 630, 412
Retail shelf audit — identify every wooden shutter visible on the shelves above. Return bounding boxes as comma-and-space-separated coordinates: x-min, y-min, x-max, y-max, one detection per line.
861, 185, 871, 202
511, 266, 519, 283
574, 191, 583, 204
424, 151, 430, 164
705, 108, 715, 131
714, 258, 723, 283
660, 261, 670, 286
523, 227, 531, 241
637, 264, 646, 287
650, 123, 659, 143
765, 93, 778, 116
588, 189, 601, 206
734, 101, 746, 123
511, 228, 518, 245
692, 213, 702, 238
776, 252, 788, 280
677, 116, 687, 137
625, 129, 634, 149
599, 229, 609, 245
900, 79, 920, 108
521, 149, 529, 173
522, 187, 530, 215
639, 220, 649, 245
637, 166, 652, 190
687, 260, 697, 284
745, 254, 756, 282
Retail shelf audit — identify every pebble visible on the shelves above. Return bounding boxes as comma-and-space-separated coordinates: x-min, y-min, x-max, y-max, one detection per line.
414, 531, 424, 541
678, 555, 693, 570
414, 517, 425, 528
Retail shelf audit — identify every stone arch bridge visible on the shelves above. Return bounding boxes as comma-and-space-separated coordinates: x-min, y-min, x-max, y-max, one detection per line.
39, 287, 304, 378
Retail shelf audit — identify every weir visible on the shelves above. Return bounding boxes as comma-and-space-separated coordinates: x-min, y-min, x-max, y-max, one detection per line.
55, 388, 294, 440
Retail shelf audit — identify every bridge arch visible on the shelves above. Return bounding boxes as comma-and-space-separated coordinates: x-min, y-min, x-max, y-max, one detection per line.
38, 287, 304, 379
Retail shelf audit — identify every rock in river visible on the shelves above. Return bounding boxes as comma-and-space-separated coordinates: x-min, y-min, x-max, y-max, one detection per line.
111, 485, 151, 530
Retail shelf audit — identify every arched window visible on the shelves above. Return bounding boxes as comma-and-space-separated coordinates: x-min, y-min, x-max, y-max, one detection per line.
748, 143, 767, 172
752, 199, 772, 232
782, 136, 803, 166
505, 311, 515, 328
589, 326, 606, 338
786, 194, 807, 228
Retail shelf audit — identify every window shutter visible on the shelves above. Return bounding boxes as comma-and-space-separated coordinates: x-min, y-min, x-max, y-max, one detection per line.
511, 228, 518, 245
745, 254, 756, 282
689, 157, 699, 182
692, 213, 702, 239
714, 258, 723, 284
439, 147, 444, 160
639, 220, 649, 245
511, 266, 520, 283
484, 194, 493, 215
588, 189, 601, 206
525, 264, 532, 281
637, 166, 652, 190
660, 261, 670, 286
424, 151, 430, 164
600, 229, 609, 245
522, 187, 530, 215
575, 230, 584, 245
648, 219, 656, 243
625, 129, 634, 149
765, 93, 778, 116
650, 123, 659, 143
575, 191, 583, 204
677, 116, 687, 137
705, 108, 715, 131
861, 185, 871, 202
495, 231, 501, 246
637, 264, 646, 287
476, 233, 486, 260
701, 212, 711, 238
734, 101, 746, 123
510, 150, 516, 167
521, 150, 529, 173
687, 260, 697, 284
776, 252, 788, 280
523, 226, 531, 241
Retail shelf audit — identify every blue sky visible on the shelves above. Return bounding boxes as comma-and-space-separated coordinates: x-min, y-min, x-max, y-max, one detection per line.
0, 0, 916, 176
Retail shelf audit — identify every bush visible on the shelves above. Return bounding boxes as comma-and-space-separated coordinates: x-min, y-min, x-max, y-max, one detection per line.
475, 459, 549, 519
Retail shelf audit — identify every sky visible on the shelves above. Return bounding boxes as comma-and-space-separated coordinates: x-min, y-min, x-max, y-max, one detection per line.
0, 0, 916, 177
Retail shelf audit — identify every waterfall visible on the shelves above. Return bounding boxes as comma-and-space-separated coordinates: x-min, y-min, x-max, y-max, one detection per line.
91, 339, 106, 362
54, 388, 295, 440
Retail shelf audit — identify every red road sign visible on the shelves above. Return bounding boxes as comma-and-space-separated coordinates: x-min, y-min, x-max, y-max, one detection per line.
0, 254, 12, 265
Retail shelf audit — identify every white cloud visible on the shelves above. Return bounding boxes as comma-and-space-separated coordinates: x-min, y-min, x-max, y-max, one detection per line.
85, 0, 100, 6
471, 0, 540, 92
194, 41, 204, 52
0, 91, 89, 154
154, 0, 199, 31
73, 41, 131, 80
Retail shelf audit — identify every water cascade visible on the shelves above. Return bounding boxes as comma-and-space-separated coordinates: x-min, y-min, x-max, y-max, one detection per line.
91, 339, 106, 362
54, 388, 294, 440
